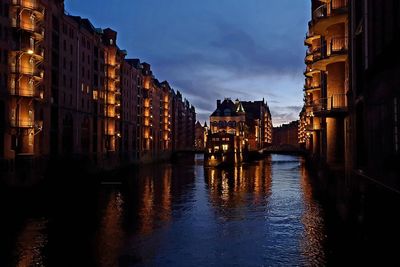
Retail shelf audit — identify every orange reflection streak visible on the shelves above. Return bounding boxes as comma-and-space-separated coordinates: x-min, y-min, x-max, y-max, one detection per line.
96, 191, 125, 267
160, 167, 172, 223
206, 160, 273, 219
139, 176, 154, 234
16, 218, 48, 267
299, 160, 326, 265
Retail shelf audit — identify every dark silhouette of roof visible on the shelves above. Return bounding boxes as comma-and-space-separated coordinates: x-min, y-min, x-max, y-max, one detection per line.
211, 98, 241, 117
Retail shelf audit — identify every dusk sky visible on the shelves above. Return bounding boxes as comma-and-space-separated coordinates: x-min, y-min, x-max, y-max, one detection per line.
65, 0, 310, 126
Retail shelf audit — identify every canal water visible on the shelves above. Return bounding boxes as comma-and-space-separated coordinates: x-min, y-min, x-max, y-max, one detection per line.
1, 154, 397, 266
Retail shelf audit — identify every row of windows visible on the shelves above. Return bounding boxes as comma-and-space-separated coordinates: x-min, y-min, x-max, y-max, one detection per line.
212, 137, 230, 142
211, 121, 238, 127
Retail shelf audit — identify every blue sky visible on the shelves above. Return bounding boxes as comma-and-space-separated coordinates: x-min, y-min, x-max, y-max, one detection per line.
65, 0, 310, 126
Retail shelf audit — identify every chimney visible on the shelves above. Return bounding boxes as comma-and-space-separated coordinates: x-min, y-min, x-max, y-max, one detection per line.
217, 100, 221, 108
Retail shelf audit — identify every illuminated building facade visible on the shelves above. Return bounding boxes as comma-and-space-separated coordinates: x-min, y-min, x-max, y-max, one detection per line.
0, 0, 196, 178
206, 98, 247, 166
206, 98, 272, 166
171, 90, 195, 152
241, 100, 273, 149
303, 0, 350, 168
302, 0, 400, 190
194, 121, 207, 151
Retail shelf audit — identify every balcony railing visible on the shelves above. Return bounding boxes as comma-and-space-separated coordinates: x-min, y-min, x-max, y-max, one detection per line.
311, 0, 348, 23
305, 124, 315, 131
10, 66, 43, 78
328, 36, 348, 55
310, 36, 348, 64
313, 4, 327, 20
305, 47, 323, 63
312, 94, 347, 113
331, 0, 348, 11
9, 88, 43, 98
9, 119, 35, 128
10, 19, 45, 37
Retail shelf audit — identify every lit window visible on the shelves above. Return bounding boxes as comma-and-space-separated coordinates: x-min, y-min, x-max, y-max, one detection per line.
214, 146, 219, 152
222, 144, 229, 151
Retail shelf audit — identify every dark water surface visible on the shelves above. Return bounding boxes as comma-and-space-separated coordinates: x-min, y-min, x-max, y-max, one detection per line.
3, 154, 394, 266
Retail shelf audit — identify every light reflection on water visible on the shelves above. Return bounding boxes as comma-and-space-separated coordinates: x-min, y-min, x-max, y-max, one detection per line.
15, 218, 48, 267
4, 154, 328, 266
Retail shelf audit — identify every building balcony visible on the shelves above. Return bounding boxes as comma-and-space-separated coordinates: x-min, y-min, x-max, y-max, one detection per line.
10, 18, 45, 39
304, 66, 320, 78
304, 31, 321, 46
10, 66, 44, 80
311, 36, 348, 70
305, 47, 322, 64
11, 0, 45, 14
312, 93, 347, 116
304, 83, 321, 92
305, 124, 316, 132
9, 86, 44, 100
9, 119, 35, 128
308, 0, 348, 34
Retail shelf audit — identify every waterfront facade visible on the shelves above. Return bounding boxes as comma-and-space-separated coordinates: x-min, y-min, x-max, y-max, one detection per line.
194, 121, 207, 151
300, 0, 400, 188
349, 0, 400, 189
241, 100, 273, 150
0, 0, 195, 176
302, 0, 350, 169
273, 121, 299, 148
206, 98, 272, 166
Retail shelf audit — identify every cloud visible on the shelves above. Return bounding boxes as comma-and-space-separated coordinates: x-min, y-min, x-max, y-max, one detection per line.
270, 106, 302, 126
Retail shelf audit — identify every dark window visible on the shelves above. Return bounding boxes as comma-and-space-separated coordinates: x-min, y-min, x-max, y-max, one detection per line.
3, 4, 8, 17
3, 26, 8, 40
52, 15, 59, 32
94, 74, 98, 86
94, 46, 98, 58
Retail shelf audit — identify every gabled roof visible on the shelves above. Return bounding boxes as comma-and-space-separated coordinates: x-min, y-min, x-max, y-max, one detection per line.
211, 98, 242, 117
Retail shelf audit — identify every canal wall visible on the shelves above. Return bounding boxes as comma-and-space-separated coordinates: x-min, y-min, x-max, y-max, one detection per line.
0, 151, 196, 187
305, 154, 400, 265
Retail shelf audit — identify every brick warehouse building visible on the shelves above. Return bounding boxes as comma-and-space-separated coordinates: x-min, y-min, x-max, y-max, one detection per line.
0, 0, 195, 181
